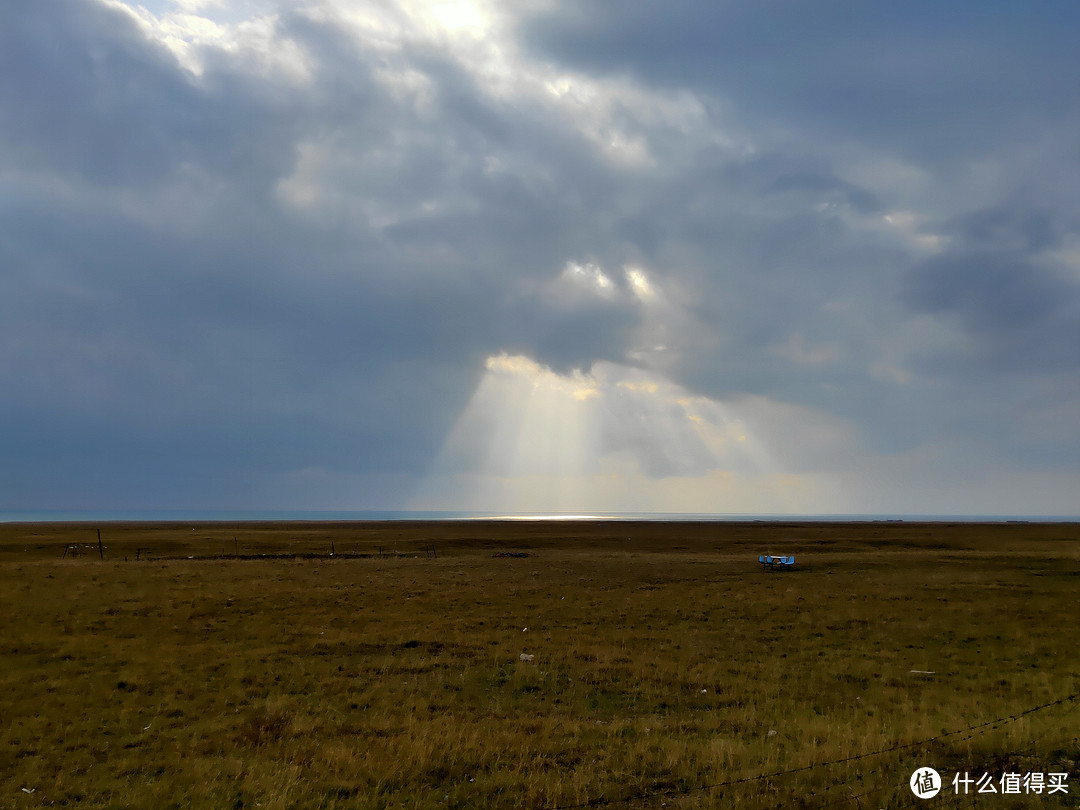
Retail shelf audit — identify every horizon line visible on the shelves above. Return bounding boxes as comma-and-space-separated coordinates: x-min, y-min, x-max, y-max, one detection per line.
2, 509, 1078, 524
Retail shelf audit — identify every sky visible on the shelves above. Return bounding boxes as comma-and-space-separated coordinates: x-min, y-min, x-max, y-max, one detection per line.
2, 0, 1080, 515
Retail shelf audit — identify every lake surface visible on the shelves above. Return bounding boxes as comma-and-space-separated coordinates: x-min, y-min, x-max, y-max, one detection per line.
1, 510, 1077, 523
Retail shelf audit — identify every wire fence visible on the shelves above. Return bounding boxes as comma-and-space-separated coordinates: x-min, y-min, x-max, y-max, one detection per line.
552, 690, 1080, 808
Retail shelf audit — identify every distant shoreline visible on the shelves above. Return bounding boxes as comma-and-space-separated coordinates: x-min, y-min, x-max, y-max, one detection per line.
2, 510, 1078, 524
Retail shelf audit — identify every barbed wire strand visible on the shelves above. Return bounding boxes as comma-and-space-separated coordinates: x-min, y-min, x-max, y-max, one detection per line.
799, 730, 1080, 810
552, 690, 1080, 809
1018, 696, 1080, 763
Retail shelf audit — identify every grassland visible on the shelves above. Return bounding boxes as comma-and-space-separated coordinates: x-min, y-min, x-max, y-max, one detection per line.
1, 521, 1078, 809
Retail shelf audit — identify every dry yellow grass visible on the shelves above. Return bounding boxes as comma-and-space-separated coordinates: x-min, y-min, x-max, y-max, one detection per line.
1, 521, 1078, 808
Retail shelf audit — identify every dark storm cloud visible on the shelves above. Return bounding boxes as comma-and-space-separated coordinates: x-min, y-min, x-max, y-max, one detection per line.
4, 0, 1080, 511
598, 149, 905, 401
0, 0, 304, 189
497, 294, 638, 376
519, 0, 1080, 164
907, 254, 1064, 338
0, 0, 188, 183
514, 0, 1080, 479
947, 203, 1073, 256
0, 0, 659, 506
901, 198, 1080, 365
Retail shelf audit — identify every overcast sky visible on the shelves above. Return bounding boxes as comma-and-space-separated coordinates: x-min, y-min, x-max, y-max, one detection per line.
3, 0, 1079, 514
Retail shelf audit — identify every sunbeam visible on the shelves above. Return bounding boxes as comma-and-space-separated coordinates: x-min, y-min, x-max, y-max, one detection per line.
410, 354, 848, 514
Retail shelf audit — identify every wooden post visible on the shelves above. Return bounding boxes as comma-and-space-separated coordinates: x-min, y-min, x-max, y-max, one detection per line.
97, 529, 104, 560
331, 541, 335, 557
234, 537, 238, 557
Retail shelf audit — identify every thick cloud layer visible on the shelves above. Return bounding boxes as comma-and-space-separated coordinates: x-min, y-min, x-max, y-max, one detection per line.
2, 0, 1078, 513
